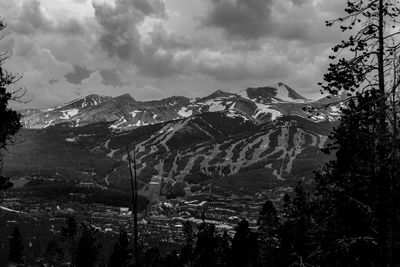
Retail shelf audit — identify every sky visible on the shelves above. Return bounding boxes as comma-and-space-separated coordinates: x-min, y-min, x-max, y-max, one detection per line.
0, 0, 348, 108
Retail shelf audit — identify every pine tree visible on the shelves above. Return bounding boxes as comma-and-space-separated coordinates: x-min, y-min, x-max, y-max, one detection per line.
180, 220, 195, 266
230, 219, 258, 267
279, 185, 314, 266
313, 92, 384, 266
61, 216, 78, 264
163, 250, 181, 267
75, 223, 101, 267
317, 1, 400, 265
8, 227, 24, 265
0, 18, 23, 192
257, 200, 279, 267
43, 239, 64, 267
214, 231, 231, 267
108, 230, 132, 267
192, 223, 218, 267
143, 247, 162, 267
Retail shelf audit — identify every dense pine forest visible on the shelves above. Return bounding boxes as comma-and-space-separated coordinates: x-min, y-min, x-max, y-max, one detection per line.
2, 0, 400, 266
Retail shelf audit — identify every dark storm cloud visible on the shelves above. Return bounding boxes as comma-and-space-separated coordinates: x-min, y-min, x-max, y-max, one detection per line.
65, 65, 92, 84
49, 79, 59, 85
8, 0, 51, 34
99, 69, 122, 86
290, 0, 308, 6
201, 0, 345, 45
8, 0, 86, 36
132, 0, 167, 17
92, 0, 189, 78
201, 0, 274, 40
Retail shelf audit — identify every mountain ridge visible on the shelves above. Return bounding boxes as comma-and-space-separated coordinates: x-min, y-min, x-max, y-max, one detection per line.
21, 83, 338, 130
7, 83, 339, 198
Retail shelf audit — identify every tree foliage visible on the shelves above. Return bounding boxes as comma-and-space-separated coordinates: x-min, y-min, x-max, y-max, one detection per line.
0, 18, 23, 191
312, 92, 384, 266
316, 0, 400, 266
257, 200, 279, 267
43, 239, 64, 267
75, 223, 101, 267
108, 230, 132, 267
8, 227, 24, 265
320, 0, 400, 97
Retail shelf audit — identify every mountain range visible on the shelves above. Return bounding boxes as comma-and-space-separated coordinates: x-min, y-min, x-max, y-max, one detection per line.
5, 83, 340, 197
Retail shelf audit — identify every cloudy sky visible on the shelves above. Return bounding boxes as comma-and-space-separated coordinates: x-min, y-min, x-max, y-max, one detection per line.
0, 0, 347, 108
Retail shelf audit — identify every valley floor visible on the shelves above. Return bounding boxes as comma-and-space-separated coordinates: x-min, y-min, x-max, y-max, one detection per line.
0, 184, 291, 265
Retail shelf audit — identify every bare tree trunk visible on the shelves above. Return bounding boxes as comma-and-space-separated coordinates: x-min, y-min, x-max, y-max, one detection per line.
377, 1, 390, 266
388, 50, 399, 267
126, 145, 139, 264
133, 146, 138, 263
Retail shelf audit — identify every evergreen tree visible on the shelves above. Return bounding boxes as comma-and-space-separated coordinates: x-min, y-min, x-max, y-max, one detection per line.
62, 216, 78, 237
43, 239, 64, 267
316, 0, 400, 265
214, 231, 231, 267
192, 223, 219, 267
0, 18, 22, 192
75, 223, 101, 267
180, 220, 195, 266
278, 184, 314, 266
8, 227, 24, 265
313, 92, 384, 266
163, 250, 181, 267
257, 200, 279, 267
61, 216, 78, 264
108, 230, 132, 267
143, 247, 162, 267
230, 219, 258, 267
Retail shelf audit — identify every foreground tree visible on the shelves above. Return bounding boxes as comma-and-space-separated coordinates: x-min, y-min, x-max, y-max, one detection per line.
8, 227, 24, 265
180, 220, 195, 266
0, 18, 23, 191
191, 223, 216, 267
278, 185, 314, 266
257, 200, 279, 267
108, 230, 132, 267
313, 92, 383, 266
43, 239, 64, 267
75, 223, 100, 267
61, 216, 78, 263
230, 219, 258, 267
318, 0, 400, 265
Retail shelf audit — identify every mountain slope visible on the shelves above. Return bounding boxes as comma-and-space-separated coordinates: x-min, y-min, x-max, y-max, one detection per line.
21, 83, 340, 130
9, 83, 339, 197
4, 113, 333, 195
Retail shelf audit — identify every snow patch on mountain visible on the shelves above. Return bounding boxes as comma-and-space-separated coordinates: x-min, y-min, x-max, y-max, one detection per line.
205, 100, 226, 112
110, 117, 127, 130
65, 137, 77, 143
254, 103, 282, 120
274, 83, 295, 102
178, 107, 193, 117
61, 109, 78, 119
226, 110, 249, 121
130, 110, 141, 118
330, 106, 340, 113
